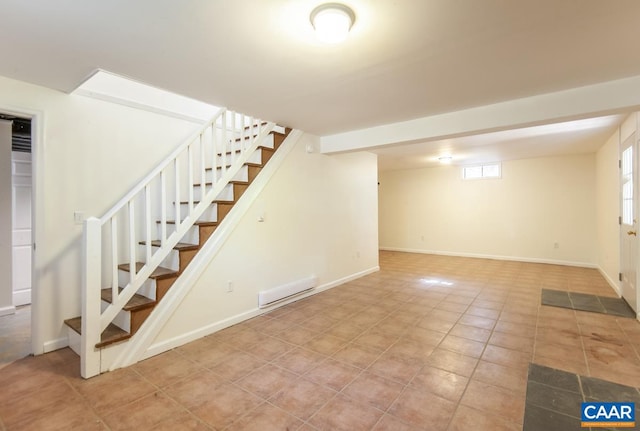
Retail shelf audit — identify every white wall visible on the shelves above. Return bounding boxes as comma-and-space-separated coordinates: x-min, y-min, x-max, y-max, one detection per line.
596, 127, 621, 291
379, 154, 597, 266
0, 75, 200, 353
0, 73, 380, 355
153, 135, 379, 344
0, 120, 13, 316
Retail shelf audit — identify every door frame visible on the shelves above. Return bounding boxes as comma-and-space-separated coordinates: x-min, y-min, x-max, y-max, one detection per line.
0, 104, 43, 355
619, 112, 640, 318
619, 128, 638, 312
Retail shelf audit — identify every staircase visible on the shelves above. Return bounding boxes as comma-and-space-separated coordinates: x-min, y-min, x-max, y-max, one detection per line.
64, 108, 291, 378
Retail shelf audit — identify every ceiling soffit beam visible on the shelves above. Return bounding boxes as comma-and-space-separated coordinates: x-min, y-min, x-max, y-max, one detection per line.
320, 75, 640, 154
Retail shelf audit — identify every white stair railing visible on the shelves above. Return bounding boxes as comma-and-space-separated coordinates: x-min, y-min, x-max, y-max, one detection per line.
81, 108, 275, 377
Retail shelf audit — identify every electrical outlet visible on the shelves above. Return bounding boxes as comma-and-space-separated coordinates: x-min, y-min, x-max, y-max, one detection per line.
554, 242, 559, 249
227, 280, 234, 292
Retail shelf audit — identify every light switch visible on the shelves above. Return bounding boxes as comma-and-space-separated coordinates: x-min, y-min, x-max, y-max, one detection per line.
74, 211, 85, 225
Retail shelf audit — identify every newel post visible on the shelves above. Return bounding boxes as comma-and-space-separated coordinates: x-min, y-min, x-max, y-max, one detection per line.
81, 217, 102, 378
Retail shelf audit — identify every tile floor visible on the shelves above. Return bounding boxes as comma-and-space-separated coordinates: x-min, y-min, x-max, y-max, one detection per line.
2, 251, 640, 430
0, 305, 31, 368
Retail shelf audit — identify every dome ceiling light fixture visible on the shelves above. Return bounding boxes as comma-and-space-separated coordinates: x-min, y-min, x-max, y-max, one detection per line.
310, 3, 356, 44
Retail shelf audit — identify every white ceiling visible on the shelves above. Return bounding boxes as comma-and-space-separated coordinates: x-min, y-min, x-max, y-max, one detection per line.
0, 1, 638, 166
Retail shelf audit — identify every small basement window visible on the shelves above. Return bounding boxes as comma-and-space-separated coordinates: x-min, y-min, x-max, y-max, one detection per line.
463, 163, 501, 180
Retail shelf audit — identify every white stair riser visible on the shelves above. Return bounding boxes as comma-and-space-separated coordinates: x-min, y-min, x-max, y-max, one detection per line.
215, 146, 264, 167
102, 300, 130, 332
118, 273, 158, 300
67, 327, 81, 355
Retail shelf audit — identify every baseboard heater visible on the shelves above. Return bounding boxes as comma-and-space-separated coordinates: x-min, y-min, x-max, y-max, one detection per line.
258, 275, 318, 308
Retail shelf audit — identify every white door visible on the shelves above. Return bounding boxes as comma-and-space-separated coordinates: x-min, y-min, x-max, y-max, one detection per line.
12, 151, 31, 306
620, 132, 638, 312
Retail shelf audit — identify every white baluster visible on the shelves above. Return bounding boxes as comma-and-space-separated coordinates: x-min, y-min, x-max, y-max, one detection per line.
145, 184, 152, 263
188, 144, 194, 214
160, 170, 167, 244
175, 158, 181, 227
128, 200, 136, 284
211, 121, 218, 183
221, 110, 227, 174
111, 217, 118, 300
200, 133, 206, 196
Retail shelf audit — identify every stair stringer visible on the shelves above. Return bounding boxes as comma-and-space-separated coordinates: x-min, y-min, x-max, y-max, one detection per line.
109, 129, 304, 371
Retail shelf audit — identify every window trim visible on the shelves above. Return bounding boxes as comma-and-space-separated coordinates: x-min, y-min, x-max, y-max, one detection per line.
462, 163, 502, 180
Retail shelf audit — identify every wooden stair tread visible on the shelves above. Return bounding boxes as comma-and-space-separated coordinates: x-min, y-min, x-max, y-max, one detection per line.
193, 180, 250, 187
213, 199, 234, 204
244, 122, 267, 130
117, 263, 178, 279
217, 144, 278, 157
64, 317, 131, 348
100, 288, 156, 311
161, 220, 219, 227
205, 162, 263, 172
139, 240, 199, 251
174, 199, 237, 204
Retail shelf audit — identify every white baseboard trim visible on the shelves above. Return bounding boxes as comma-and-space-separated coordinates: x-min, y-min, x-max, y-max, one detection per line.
0, 306, 16, 317
43, 337, 68, 354
141, 265, 380, 363
313, 266, 380, 294
379, 247, 597, 269
597, 266, 622, 297
143, 308, 263, 360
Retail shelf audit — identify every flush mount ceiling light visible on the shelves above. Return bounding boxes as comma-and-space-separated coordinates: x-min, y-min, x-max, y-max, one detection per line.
310, 3, 355, 44
438, 155, 453, 164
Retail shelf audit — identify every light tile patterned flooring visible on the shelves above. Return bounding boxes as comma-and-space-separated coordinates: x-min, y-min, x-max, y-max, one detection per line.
0, 305, 30, 367
2, 251, 640, 430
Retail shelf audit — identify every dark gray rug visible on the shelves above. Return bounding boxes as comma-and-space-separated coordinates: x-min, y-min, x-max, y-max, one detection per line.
524, 363, 640, 431
541, 289, 636, 318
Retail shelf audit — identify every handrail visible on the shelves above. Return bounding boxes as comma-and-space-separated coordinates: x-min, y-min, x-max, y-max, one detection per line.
81, 107, 274, 378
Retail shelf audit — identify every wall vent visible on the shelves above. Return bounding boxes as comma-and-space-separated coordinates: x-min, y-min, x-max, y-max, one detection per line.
258, 275, 318, 308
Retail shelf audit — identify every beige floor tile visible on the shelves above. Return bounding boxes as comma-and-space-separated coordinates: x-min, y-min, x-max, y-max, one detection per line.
309, 393, 384, 431
303, 358, 361, 391
388, 386, 456, 431
447, 405, 521, 431
332, 342, 382, 369
2, 251, 637, 431
410, 365, 470, 402
269, 377, 336, 421
226, 402, 303, 431
272, 347, 327, 375
367, 351, 423, 385
236, 363, 299, 399
189, 383, 262, 429
132, 350, 204, 388
101, 392, 185, 431
439, 334, 486, 358
460, 380, 525, 425
426, 348, 479, 377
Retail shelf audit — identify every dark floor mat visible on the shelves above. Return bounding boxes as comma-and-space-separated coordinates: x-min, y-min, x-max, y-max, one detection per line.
524, 363, 640, 431
541, 289, 636, 318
